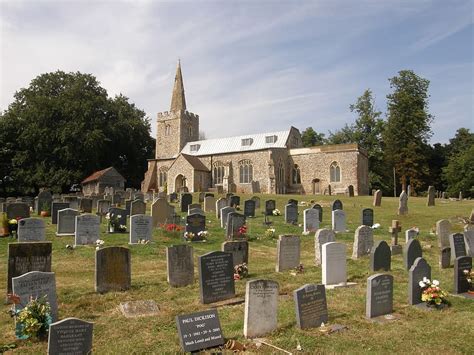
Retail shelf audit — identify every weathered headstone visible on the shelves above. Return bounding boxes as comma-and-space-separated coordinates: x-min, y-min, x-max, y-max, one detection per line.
222, 241, 249, 267
366, 274, 393, 319
449, 233, 467, 262
403, 238, 422, 270
389, 220, 402, 255
75, 214, 100, 246
314, 229, 336, 266
370, 241, 391, 272
251, 196, 260, 209
96, 199, 111, 216
427, 186, 435, 206
361, 208, 374, 227
265, 200, 276, 216
439, 247, 451, 268
79, 198, 93, 213
312, 204, 323, 222
244, 279, 279, 338
226, 212, 246, 240
294, 284, 328, 329
285, 203, 298, 224
186, 213, 206, 240
405, 228, 418, 243
180, 193, 193, 212
63, 196, 79, 210
51, 202, 70, 224
332, 209, 346, 232
204, 196, 216, 213
220, 206, 235, 228
129, 214, 152, 244
243, 200, 256, 218
166, 245, 194, 287
454, 256, 472, 294
408, 257, 431, 305
187, 203, 202, 214
215, 198, 227, 219
276, 235, 300, 272
151, 198, 173, 227
230, 195, 240, 208
130, 199, 146, 216
48, 318, 93, 355
17, 218, 46, 242
56, 208, 80, 236
436, 219, 451, 248
398, 191, 408, 215
322, 242, 348, 287
6, 202, 30, 219
95, 247, 131, 293
198, 251, 235, 304
303, 208, 319, 233
373, 190, 382, 207
331, 199, 343, 211
352, 225, 374, 259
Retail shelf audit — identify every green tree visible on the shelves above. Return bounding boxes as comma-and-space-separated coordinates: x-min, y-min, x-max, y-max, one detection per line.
0, 71, 155, 194
383, 70, 433, 193
326, 124, 355, 145
301, 127, 325, 147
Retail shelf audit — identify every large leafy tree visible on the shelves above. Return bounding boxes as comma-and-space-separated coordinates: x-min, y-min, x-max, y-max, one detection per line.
0, 71, 155, 194
301, 127, 325, 147
383, 70, 433, 193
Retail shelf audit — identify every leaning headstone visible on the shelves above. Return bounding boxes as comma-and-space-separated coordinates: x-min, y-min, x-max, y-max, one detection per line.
265, 200, 276, 216
166, 245, 194, 287
226, 212, 246, 240
220, 206, 235, 228
186, 213, 206, 240
373, 190, 382, 207
180, 193, 193, 212
6, 202, 30, 219
7, 242, 52, 295
48, 318, 93, 355
243, 200, 256, 218
204, 196, 216, 213
439, 247, 451, 269
352, 225, 374, 259
56, 208, 80, 236
331, 199, 343, 211
366, 274, 393, 319
397, 191, 408, 215
222, 241, 249, 267
285, 203, 298, 224
130, 199, 146, 216
449, 233, 467, 262
322, 242, 349, 288
75, 214, 100, 246
17, 218, 46, 242
361, 208, 374, 227
12, 271, 57, 321
198, 251, 235, 304
37, 191, 53, 215
408, 257, 431, 305
454, 256, 472, 294
403, 239, 422, 270
244, 279, 279, 338
95, 247, 131, 293
129, 215, 152, 244
303, 209, 319, 233
276, 235, 300, 272
405, 228, 418, 243
312, 204, 323, 222
427, 186, 435, 206
436, 219, 451, 248
51, 202, 70, 224
215, 198, 227, 219
314, 229, 336, 266
332, 209, 346, 232
370, 241, 391, 272
294, 284, 328, 329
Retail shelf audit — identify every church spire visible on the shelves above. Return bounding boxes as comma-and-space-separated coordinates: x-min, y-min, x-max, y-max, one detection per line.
170, 59, 186, 112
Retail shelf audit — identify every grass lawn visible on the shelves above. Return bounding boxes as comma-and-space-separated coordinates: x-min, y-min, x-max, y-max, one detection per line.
1, 194, 473, 354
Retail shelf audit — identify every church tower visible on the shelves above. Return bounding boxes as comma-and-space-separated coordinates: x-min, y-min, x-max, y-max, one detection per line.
156, 61, 200, 159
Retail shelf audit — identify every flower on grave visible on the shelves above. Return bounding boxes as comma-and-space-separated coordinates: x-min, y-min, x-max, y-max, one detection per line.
197, 230, 209, 240
65, 244, 75, 250
14, 295, 52, 340
420, 279, 450, 307
462, 269, 474, 290
294, 264, 304, 274
95, 239, 105, 250
9, 219, 18, 225
272, 209, 281, 216
184, 232, 195, 241
234, 263, 248, 280
138, 239, 150, 244
264, 228, 276, 239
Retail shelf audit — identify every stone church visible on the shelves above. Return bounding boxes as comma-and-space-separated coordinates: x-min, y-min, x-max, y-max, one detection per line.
142, 62, 369, 195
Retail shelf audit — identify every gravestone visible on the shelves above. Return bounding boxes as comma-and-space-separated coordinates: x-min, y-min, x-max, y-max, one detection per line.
180, 193, 193, 212
294, 284, 328, 329
352, 225, 374, 259
186, 213, 206, 240
244, 279, 279, 338
403, 239, 422, 270
226, 212, 246, 240
48, 318, 93, 355
79, 198, 93, 213
188, 207, 205, 216
389, 220, 402, 255
112, 193, 122, 205
151, 198, 173, 227
288, 199, 298, 206
243, 200, 256, 218
56, 208, 80, 236
331, 199, 343, 211
187, 203, 201, 214
230, 195, 240, 208
361, 208, 374, 227
6, 202, 30, 219
285, 204, 298, 224
168, 192, 178, 203
436, 219, 451, 248
204, 196, 216, 213
449, 233, 467, 262
205, 193, 215, 198
198, 251, 235, 304
405, 228, 418, 243
95, 247, 131, 293
312, 204, 323, 222
75, 214, 100, 246
373, 190, 382, 207
130, 199, 146, 216
427, 186, 435, 206
96, 199, 111, 216
129, 214, 152, 244
63, 196, 79, 210
12, 271, 57, 321
226, 193, 234, 200
370, 241, 391, 272
37, 191, 53, 215
7, 242, 52, 295
265, 200, 276, 216
276, 235, 300, 272
314, 229, 336, 266
17, 218, 46, 242
465, 230, 474, 257
439, 247, 451, 268
408, 257, 431, 305
176, 309, 224, 353
198, 192, 205, 203
220, 206, 235, 228
51, 202, 69, 224
407, 184, 411, 197
222, 241, 249, 267
347, 185, 355, 197
398, 191, 408, 215
322, 242, 347, 287
366, 274, 393, 319
454, 256, 472, 294
251, 196, 260, 209
166, 245, 194, 287
332, 209, 346, 232
215, 198, 227, 219
303, 208, 319, 233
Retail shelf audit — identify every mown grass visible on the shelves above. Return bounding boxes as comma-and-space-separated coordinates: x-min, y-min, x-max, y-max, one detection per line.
0, 194, 473, 354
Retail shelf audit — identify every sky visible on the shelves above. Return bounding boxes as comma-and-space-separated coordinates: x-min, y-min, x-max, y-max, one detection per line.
1, 0, 472, 144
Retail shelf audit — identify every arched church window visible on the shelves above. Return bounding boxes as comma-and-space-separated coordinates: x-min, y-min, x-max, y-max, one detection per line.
212, 162, 225, 185
330, 162, 341, 183
292, 164, 301, 184
239, 159, 253, 184
165, 124, 171, 136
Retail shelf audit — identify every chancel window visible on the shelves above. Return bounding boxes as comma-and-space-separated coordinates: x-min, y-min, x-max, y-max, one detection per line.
239, 159, 253, 184
330, 162, 341, 183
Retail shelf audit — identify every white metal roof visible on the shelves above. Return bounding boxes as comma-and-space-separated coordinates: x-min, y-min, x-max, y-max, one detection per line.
181, 129, 292, 156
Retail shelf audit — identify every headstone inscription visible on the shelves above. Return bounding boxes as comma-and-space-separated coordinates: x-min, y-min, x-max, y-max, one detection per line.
361, 208, 374, 227
454, 256, 472, 294
312, 204, 323, 222
95, 247, 131, 293
222, 241, 249, 267
370, 241, 391, 272
129, 215, 152, 244
56, 208, 80, 236
314, 229, 336, 266
243, 200, 256, 217
408, 257, 431, 305
322, 242, 348, 287
244, 279, 279, 338
303, 209, 319, 233
332, 209, 346, 232
373, 189, 382, 207
276, 235, 300, 272
75, 214, 100, 246
17, 218, 46, 242
180, 193, 193, 212
166, 245, 194, 287
51, 202, 69, 225
366, 274, 393, 319
449, 233, 467, 262
285, 203, 298, 224
352, 225, 374, 259
198, 251, 235, 304
436, 219, 451, 248
176, 309, 224, 353
403, 238, 422, 270
7, 242, 52, 295
48, 318, 93, 355
265, 200, 276, 216
293, 284, 328, 329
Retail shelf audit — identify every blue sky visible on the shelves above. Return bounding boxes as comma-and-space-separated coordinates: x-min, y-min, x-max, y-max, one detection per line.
1, 0, 472, 143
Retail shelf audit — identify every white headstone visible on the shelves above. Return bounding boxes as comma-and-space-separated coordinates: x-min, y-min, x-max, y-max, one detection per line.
17, 218, 46, 242
244, 279, 279, 338
322, 242, 347, 287
75, 214, 100, 246
352, 225, 374, 259
129, 214, 153, 244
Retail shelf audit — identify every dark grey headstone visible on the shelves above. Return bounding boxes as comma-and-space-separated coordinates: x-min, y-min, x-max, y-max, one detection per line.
6, 202, 30, 219
48, 318, 93, 355
288, 199, 298, 206
130, 199, 146, 216
408, 257, 431, 305
230, 195, 240, 208
331, 199, 343, 211
403, 239, 422, 270
285, 203, 298, 224
180, 193, 193, 212
454, 256, 472, 294
56, 208, 80, 236
361, 208, 374, 227
439, 247, 451, 268
95, 247, 131, 293
108, 207, 127, 231
79, 198, 93, 213
17, 218, 46, 242
125, 199, 132, 216
176, 309, 224, 352
276, 235, 300, 272
449, 233, 467, 262
185, 213, 206, 240
294, 284, 328, 329
167, 245, 194, 287
226, 212, 246, 240
243, 200, 256, 218
366, 274, 393, 318
265, 200, 276, 216
51, 202, 69, 224
222, 241, 249, 267
312, 204, 323, 222
198, 251, 235, 304
370, 241, 391, 272
168, 192, 178, 203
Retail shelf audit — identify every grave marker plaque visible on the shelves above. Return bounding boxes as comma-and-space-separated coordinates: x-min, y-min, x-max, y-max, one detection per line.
198, 251, 235, 304
449, 233, 467, 262
361, 208, 374, 227
95, 247, 131, 293
167, 245, 194, 287
408, 257, 431, 305
17, 218, 46, 242
129, 214, 152, 244
294, 284, 328, 329
276, 235, 300, 272
48, 318, 93, 355
243, 200, 256, 218
366, 274, 393, 319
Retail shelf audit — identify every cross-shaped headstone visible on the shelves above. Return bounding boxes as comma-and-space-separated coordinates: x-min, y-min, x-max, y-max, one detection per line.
389, 220, 402, 255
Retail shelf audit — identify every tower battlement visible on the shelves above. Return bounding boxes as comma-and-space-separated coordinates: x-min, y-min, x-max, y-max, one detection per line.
157, 110, 199, 120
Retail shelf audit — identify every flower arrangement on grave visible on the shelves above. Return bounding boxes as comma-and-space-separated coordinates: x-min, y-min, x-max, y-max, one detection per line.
419, 277, 450, 308
95, 239, 105, 250
272, 209, 281, 216
105, 212, 126, 233
290, 263, 304, 276
161, 223, 183, 232
137, 238, 150, 245
198, 230, 208, 240
7, 294, 52, 341
264, 228, 277, 239
234, 263, 248, 280
235, 205, 241, 211
237, 225, 247, 239
463, 269, 474, 292
184, 231, 208, 242
8, 217, 20, 237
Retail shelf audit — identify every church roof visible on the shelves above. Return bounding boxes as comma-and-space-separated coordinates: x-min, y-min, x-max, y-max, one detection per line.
181, 154, 210, 171
181, 129, 292, 156
81, 167, 125, 184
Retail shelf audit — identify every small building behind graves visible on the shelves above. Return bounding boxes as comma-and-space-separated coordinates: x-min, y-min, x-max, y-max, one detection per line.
81, 167, 125, 196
